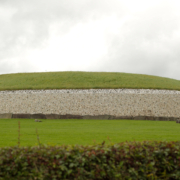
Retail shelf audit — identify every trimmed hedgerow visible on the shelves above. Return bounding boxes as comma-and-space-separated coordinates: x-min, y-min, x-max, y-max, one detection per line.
0, 141, 180, 179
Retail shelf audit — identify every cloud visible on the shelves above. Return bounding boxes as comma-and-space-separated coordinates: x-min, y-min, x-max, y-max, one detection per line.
0, 0, 180, 80
0, 0, 125, 73
95, 1, 180, 79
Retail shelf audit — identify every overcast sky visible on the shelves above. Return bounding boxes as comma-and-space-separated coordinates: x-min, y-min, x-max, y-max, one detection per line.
0, 0, 180, 80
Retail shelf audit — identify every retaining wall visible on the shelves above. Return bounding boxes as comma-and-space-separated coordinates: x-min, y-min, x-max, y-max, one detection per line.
0, 89, 180, 120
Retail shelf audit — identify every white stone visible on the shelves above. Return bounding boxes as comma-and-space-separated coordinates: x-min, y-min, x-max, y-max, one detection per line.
0, 89, 179, 117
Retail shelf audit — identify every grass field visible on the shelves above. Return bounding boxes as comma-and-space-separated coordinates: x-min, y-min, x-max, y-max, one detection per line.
0, 71, 180, 91
0, 119, 180, 147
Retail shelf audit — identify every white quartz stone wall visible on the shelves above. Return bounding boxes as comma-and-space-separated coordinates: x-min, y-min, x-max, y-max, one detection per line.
0, 89, 180, 117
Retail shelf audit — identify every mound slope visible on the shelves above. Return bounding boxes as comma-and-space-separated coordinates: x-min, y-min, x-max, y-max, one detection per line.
0, 71, 180, 91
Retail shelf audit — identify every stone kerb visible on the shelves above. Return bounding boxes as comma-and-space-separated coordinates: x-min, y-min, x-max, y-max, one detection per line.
0, 113, 12, 119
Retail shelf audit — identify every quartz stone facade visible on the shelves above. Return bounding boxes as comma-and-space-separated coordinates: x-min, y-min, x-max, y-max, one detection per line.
0, 89, 180, 118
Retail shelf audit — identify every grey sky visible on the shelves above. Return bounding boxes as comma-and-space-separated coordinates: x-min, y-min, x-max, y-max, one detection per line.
0, 0, 180, 80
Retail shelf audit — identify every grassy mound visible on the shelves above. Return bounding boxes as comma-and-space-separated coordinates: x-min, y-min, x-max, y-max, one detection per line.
0, 71, 180, 91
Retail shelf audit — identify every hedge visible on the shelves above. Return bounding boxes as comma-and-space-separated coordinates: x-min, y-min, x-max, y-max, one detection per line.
0, 141, 180, 179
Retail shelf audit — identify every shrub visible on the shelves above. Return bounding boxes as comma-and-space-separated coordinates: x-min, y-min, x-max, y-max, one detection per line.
0, 141, 180, 179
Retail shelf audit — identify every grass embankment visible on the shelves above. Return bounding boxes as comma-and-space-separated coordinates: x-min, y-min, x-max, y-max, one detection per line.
0, 119, 180, 147
0, 71, 180, 90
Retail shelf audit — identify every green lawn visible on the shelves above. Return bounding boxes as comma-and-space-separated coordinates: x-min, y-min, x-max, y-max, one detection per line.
0, 71, 180, 91
0, 119, 180, 147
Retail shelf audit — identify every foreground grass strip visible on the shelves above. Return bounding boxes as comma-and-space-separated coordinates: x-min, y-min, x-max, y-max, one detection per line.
0, 71, 180, 90
1, 119, 180, 147
0, 141, 180, 179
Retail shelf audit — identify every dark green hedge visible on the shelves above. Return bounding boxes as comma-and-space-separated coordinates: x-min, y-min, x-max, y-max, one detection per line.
1, 141, 180, 179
